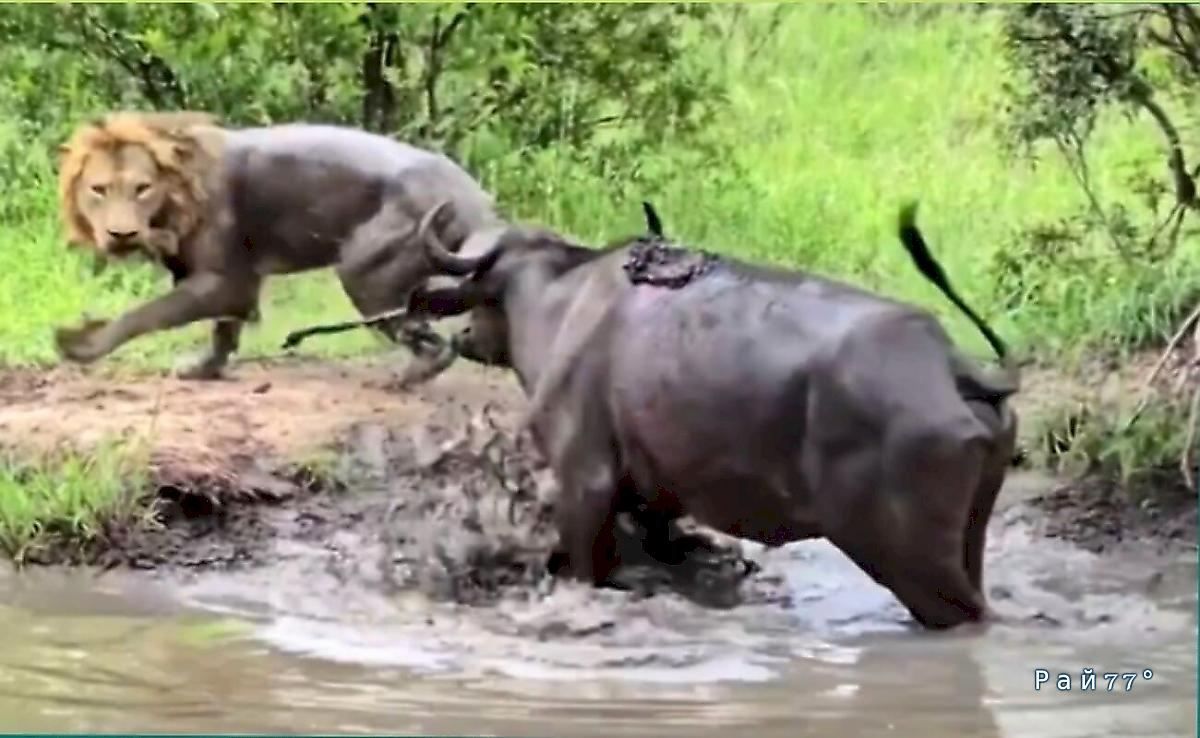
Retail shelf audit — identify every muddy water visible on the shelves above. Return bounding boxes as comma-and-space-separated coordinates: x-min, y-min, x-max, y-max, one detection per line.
0, 474, 1195, 737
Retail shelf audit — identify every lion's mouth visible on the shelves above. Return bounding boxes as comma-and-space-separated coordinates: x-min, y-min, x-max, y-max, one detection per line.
105, 238, 141, 257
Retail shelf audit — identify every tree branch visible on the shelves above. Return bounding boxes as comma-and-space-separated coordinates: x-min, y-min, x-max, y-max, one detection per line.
72, 7, 187, 109
1054, 134, 1133, 259
360, 3, 398, 132
422, 5, 472, 142
1038, 7, 1198, 224
1161, 5, 1200, 79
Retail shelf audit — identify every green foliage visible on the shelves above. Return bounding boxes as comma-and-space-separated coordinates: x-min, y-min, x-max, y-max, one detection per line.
0, 440, 149, 563
0, 3, 723, 181
1030, 391, 1192, 501
1001, 4, 1200, 272
1003, 4, 1143, 152
999, 4, 1200, 486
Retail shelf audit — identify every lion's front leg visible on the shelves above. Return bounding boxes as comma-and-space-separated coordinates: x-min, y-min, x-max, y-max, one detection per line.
55, 272, 259, 371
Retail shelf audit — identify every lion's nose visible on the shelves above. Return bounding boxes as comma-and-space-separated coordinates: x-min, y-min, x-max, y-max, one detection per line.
107, 229, 138, 241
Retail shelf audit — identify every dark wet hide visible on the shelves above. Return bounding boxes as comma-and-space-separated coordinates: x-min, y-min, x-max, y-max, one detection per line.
622, 238, 721, 289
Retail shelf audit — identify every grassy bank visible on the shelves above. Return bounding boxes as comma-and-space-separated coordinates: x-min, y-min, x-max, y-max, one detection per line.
0, 441, 148, 563
0, 5, 1194, 557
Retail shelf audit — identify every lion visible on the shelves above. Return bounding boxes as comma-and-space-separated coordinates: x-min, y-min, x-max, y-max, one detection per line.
55, 110, 504, 381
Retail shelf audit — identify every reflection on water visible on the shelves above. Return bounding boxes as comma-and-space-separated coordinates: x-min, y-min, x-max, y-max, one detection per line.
0, 501, 1195, 736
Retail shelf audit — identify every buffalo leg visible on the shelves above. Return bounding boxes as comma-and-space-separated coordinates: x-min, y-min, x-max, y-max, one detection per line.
963, 401, 1017, 592
554, 463, 623, 586
834, 517, 985, 630
891, 428, 988, 629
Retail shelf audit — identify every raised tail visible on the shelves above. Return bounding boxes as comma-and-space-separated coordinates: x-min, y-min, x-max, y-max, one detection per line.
642, 201, 664, 239
898, 202, 1008, 363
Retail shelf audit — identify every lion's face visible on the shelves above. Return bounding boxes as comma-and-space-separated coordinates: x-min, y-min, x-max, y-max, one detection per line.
72, 143, 171, 256
58, 111, 223, 260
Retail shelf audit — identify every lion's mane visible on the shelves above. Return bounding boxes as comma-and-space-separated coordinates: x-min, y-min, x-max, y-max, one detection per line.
57, 110, 226, 255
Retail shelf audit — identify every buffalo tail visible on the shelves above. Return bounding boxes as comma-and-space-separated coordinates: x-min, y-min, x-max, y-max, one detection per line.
897, 202, 1009, 364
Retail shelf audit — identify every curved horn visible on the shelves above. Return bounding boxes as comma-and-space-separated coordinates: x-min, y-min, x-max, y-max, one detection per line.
418, 200, 500, 276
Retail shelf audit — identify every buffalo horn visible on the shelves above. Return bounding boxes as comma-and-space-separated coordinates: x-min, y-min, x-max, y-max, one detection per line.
418, 200, 501, 276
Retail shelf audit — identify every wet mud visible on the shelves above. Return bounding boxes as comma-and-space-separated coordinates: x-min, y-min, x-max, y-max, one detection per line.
1, 359, 1193, 609
622, 238, 721, 289
4, 364, 762, 610
0, 361, 1196, 735
1022, 479, 1197, 554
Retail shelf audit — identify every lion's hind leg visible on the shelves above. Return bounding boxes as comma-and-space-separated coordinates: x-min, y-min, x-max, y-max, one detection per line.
175, 318, 244, 380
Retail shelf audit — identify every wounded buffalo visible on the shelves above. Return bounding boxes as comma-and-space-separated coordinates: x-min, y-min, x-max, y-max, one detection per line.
408, 201, 1019, 630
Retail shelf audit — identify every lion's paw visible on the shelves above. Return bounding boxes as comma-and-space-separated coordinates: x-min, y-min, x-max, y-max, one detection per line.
173, 353, 228, 381
54, 319, 110, 363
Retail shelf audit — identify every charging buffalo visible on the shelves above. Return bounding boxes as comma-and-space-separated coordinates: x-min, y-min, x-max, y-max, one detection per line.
407, 201, 1018, 629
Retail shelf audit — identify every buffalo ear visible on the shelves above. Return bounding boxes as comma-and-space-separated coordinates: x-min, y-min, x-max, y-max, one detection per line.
407, 285, 474, 318
642, 201, 664, 238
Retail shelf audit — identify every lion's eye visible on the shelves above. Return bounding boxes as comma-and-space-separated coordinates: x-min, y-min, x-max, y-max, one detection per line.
89, 184, 107, 197
134, 183, 152, 197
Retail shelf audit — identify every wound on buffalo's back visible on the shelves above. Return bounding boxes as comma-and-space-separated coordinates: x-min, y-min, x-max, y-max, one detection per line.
622, 238, 720, 289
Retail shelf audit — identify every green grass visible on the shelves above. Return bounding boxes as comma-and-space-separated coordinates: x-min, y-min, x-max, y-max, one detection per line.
1, 6, 1192, 370
0, 5, 1194, 554
0, 218, 388, 370
569, 7, 1193, 360
0, 440, 149, 563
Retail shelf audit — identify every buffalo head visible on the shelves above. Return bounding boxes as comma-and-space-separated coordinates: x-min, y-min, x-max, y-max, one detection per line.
410, 200, 604, 367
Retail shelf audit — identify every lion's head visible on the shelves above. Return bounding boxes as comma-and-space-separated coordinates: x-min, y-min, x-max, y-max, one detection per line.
58, 111, 225, 259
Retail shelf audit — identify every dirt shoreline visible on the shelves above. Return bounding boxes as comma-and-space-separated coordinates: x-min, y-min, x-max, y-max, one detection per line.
0, 356, 1194, 606
0, 358, 763, 607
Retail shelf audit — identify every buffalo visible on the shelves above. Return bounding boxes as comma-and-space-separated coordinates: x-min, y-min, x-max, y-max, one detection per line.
406, 201, 1019, 629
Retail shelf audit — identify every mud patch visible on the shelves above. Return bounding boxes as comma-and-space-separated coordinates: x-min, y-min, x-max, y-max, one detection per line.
1, 353, 1193, 620
622, 238, 721, 289
20, 393, 761, 610
0, 359, 517, 461
1022, 477, 1197, 555
343, 405, 760, 608
1015, 349, 1199, 554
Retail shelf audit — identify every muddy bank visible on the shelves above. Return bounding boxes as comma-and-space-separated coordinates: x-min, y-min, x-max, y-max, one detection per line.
1020, 478, 1196, 555
0, 358, 519, 460
1015, 348, 1200, 553
4, 364, 760, 609
0, 356, 1193, 611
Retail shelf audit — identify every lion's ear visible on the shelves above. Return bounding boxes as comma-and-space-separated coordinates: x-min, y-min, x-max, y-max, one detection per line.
167, 139, 193, 163
142, 136, 190, 171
